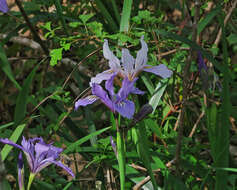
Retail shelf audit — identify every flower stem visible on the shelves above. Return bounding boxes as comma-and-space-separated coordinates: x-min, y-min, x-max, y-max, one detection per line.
116, 116, 126, 190
27, 173, 35, 190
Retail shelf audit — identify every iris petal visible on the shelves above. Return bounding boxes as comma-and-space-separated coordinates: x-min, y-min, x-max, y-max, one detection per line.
143, 64, 173, 78
75, 95, 99, 110
115, 99, 135, 119
0, 0, 8, 13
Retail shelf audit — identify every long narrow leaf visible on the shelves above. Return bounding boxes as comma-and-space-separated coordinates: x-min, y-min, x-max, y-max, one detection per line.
94, 0, 118, 32
13, 63, 39, 126
1, 124, 25, 161
120, 0, 133, 32
0, 43, 21, 90
64, 126, 111, 154
215, 11, 231, 190
136, 122, 158, 189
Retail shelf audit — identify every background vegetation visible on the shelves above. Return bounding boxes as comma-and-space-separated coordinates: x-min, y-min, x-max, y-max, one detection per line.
1, 0, 237, 189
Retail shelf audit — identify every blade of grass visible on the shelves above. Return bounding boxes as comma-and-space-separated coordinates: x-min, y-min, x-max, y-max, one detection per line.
215, 10, 231, 190
94, 0, 118, 32
13, 62, 40, 127
136, 122, 158, 189
0, 122, 14, 131
1, 124, 26, 161
111, 0, 120, 24
0, 43, 21, 90
119, 0, 133, 32
63, 126, 111, 154
206, 103, 217, 160
197, 7, 220, 35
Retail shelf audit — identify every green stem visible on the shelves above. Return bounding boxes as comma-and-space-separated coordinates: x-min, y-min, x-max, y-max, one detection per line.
27, 173, 35, 190
116, 117, 126, 190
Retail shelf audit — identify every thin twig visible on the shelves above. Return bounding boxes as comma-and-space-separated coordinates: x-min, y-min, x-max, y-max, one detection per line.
188, 110, 205, 137
133, 176, 151, 190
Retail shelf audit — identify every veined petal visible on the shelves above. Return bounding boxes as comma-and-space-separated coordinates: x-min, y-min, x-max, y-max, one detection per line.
115, 100, 135, 119
51, 160, 75, 178
143, 64, 173, 78
34, 157, 53, 173
117, 77, 137, 101
75, 95, 99, 110
105, 73, 117, 97
92, 83, 114, 112
134, 36, 148, 75
0, 0, 8, 13
103, 39, 121, 70
34, 143, 50, 161
90, 69, 115, 86
121, 48, 135, 76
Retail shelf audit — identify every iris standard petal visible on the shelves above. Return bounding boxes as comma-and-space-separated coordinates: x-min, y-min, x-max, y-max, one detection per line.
35, 143, 50, 160
0, 0, 8, 13
75, 95, 99, 110
121, 48, 135, 77
92, 83, 114, 112
103, 39, 121, 70
115, 99, 135, 119
90, 69, 115, 86
143, 64, 173, 78
134, 36, 148, 74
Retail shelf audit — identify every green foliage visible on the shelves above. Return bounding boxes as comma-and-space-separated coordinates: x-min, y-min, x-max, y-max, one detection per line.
0, 1, 237, 189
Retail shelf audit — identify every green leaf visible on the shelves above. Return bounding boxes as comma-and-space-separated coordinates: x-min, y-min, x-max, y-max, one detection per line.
63, 126, 111, 154
0, 43, 21, 90
13, 63, 39, 126
197, 7, 220, 35
50, 48, 63, 66
0, 122, 14, 131
227, 33, 237, 46
149, 80, 167, 114
79, 14, 94, 24
120, 0, 133, 32
136, 122, 158, 189
1, 124, 25, 161
141, 75, 154, 94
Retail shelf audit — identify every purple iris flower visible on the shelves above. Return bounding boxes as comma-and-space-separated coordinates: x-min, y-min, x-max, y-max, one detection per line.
0, 136, 75, 178
75, 73, 143, 119
90, 36, 172, 85
0, 0, 8, 13
18, 152, 25, 190
197, 51, 208, 73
